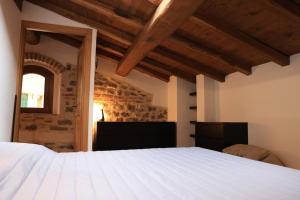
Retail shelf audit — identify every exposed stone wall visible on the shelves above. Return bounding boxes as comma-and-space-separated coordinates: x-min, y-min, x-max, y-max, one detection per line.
94, 72, 167, 122
19, 64, 77, 152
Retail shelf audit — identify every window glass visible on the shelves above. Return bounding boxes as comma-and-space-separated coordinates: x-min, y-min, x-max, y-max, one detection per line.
21, 73, 45, 108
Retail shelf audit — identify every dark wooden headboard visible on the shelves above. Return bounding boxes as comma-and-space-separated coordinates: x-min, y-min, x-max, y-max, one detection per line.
94, 122, 176, 151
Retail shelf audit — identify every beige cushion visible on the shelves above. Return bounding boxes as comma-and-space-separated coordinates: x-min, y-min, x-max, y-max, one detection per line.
262, 153, 285, 166
223, 144, 285, 167
223, 144, 269, 160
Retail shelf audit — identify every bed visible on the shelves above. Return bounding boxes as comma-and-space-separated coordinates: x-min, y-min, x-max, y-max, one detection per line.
1, 142, 300, 200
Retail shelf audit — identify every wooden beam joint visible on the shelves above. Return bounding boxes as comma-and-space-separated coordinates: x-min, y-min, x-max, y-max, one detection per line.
116, 0, 205, 76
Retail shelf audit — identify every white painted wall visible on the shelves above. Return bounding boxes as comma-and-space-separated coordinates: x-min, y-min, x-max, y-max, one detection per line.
196, 75, 217, 122
0, 0, 21, 141
168, 76, 196, 147
177, 78, 196, 147
98, 58, 168, 107
216, 54, 300, 169
167, 76, 178, 122
22, 1, 97, 150
22, 1, 90, 29
26, 35, 79, 66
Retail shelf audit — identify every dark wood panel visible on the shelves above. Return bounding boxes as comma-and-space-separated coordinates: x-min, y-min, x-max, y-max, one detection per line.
94, 122, 176, 151
195, 122, 248, 152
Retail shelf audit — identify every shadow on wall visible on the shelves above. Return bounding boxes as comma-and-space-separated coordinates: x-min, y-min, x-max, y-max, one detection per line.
94, 72, 167, 122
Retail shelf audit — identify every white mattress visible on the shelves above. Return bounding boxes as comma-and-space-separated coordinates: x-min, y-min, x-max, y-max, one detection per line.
0, 142, 300, 200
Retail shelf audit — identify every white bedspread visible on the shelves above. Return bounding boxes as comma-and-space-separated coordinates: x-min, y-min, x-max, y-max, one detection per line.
0, 142, 300, 200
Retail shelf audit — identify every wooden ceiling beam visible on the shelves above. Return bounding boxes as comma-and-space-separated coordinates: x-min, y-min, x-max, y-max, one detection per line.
75, 0, 253, 77
263, 0, 300, 19
43, 33, 82, 48
167, 34, 252, 75
26, 30, 41, 45
84, 0, 228, 80
134, 66, 170, 82
97, 39, 196, 82
97, 39, 172, 82
116, 0, 205, 76
97, 25, 134, 47
193, 15, 290, 66
97, 49, 170, 82
147, 0, 163, 6
152, 47, 225, 82
42, 33, 82, 48
46, 33, 170, 82
98, 39, 170, 74
99, 27, 231, 81
27, 0, 135, 46
38, 32, 139, 79
38, 34, 145, 81
31, 1, 219, 83
139, 61, 173, 76
99, 32, 224, 81
68, 0, 252, 76
70, 0, 143, 34
97, 49, 123, 62
141, 58, 196, 82
28, 0, 234, 82
27, 0, 100, 28
27, 0, 134, 45
97, 39, 126, 56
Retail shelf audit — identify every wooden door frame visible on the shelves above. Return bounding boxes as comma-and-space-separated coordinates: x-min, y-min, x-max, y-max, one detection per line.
14, 21, 93, 151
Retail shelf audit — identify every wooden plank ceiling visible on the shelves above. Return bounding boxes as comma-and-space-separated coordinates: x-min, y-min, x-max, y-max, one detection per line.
24, 0, 300, 83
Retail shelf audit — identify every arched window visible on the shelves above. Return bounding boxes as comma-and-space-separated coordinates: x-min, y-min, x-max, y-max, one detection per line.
21, 65, 54, 113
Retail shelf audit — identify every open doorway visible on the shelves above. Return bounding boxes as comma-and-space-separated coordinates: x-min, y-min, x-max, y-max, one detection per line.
13, 21, 93, 152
